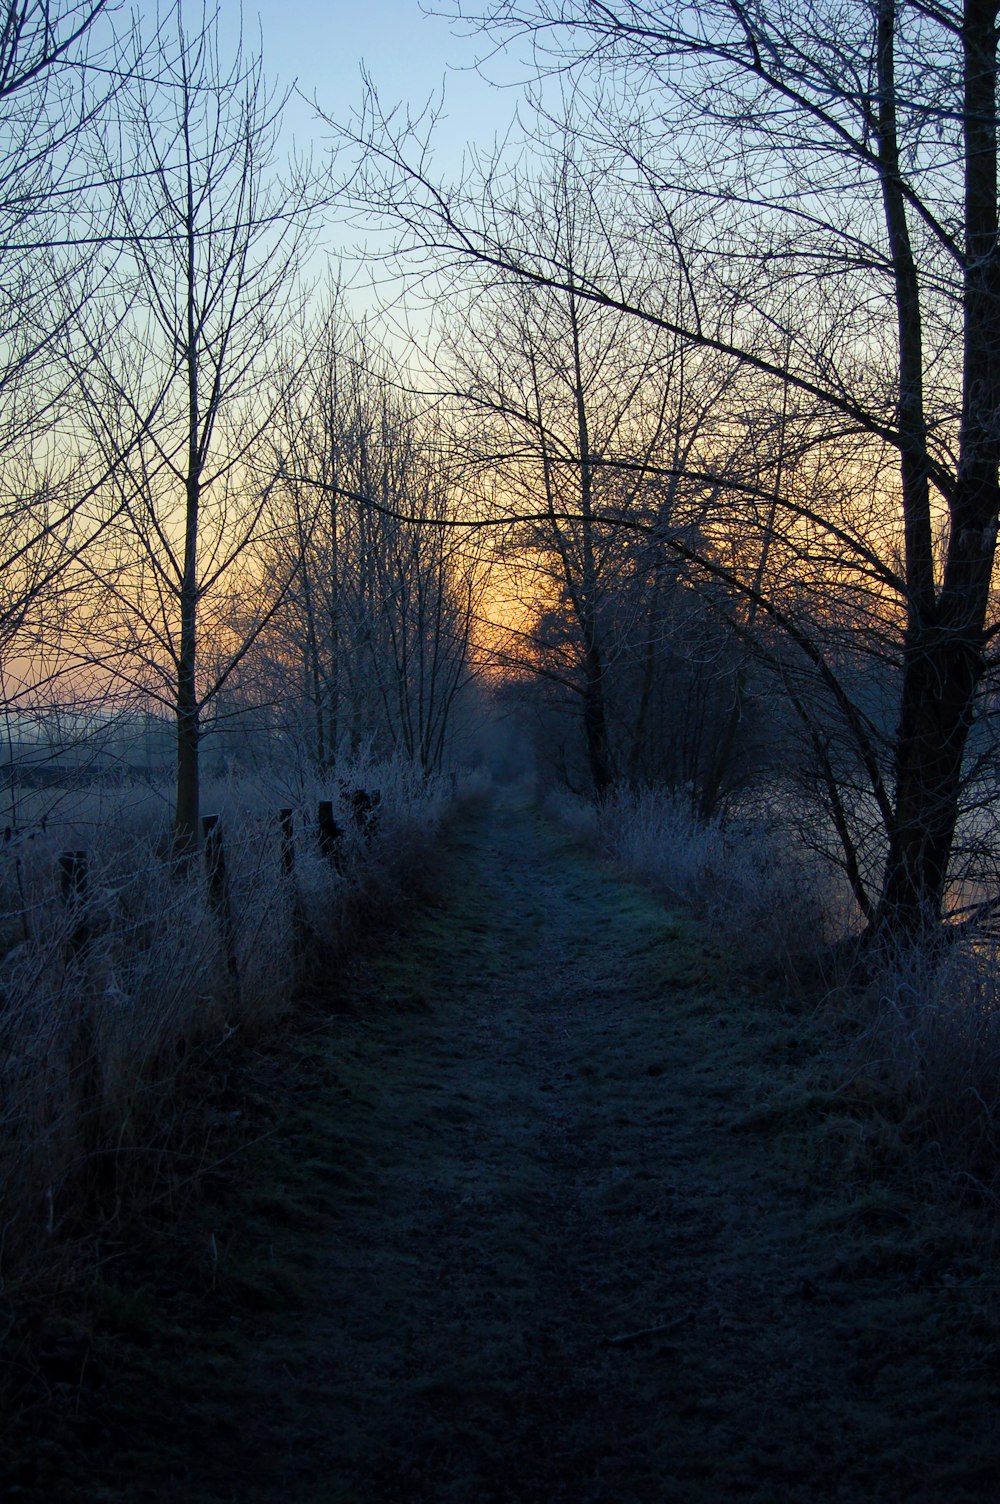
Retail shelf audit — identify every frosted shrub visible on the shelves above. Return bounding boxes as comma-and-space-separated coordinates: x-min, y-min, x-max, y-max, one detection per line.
598, 787, 719, 899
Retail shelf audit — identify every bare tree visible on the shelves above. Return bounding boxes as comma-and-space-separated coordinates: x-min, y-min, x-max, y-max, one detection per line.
249, 309, 484, 776
365, 434, 483, 775
353, 130, 771, 804
76, 4, 317, 851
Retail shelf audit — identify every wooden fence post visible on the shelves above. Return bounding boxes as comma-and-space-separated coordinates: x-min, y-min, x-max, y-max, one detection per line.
277, 806, 309, 960
318, 800, 343, 869
278, 807, 295, 877
59, 849, 90, 957
202, 814, 240, 1000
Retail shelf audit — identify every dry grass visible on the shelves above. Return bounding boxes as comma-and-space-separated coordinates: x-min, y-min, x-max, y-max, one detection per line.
7, 791, 998, 1502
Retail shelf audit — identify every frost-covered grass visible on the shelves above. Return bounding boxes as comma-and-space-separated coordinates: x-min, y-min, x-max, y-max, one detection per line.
547, 784, 834, 976
545, 781, 1000, 1191
9, 784, 1000, 1504
0, 755, 457, 1274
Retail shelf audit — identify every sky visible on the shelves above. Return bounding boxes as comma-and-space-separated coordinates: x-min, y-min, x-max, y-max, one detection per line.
211, 2, 543, 337
228, 1, 528, 175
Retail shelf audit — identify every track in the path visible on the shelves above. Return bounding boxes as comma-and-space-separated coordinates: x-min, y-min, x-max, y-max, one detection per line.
286, 790, 723, 1503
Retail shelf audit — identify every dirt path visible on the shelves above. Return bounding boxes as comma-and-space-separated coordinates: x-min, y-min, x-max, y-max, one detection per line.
11, 792, 1000, 1502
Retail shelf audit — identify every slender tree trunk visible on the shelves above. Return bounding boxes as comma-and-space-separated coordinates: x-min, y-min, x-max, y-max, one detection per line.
569, 285, 615, 799
582, 638, 614, 797
175, 476, 201, 854
174, 124, 202, 857
294, 509, 325, 771
175, 676, 200, 855
628, 567, 660, 781
327, 479, 340, 769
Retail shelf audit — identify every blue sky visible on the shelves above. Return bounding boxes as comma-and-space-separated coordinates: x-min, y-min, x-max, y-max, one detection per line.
213, 2, 541, 324
234, 2, 527, 171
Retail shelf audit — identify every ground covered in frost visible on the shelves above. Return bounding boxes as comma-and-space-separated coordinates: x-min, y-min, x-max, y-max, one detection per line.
4, 791, 999, 1501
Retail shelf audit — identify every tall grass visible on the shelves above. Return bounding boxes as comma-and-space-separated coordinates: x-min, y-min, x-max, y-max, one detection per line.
0, 756, 455, 1275
549, 784, 835, 976
849, 936, 1000, 1191
547, 780, 1000, 1191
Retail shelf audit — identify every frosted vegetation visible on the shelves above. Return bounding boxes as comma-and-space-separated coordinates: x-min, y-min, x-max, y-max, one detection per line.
547, 780, 1000, 1193
0, 758, 456, 1268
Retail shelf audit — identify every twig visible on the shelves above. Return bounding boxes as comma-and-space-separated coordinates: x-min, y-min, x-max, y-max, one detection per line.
605, 1313, 693, 1347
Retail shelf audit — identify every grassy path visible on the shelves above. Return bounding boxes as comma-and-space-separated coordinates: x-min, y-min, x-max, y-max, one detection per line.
7, 792, 1000, 1501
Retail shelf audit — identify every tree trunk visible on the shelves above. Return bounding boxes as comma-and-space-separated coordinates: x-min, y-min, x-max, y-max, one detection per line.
569, 282, 615, 800
583, 636, 614, 798
175, 167, 201, 859
875, 627, 985, 936
175, 684, 200, 856
174, 471, 201, 856
874, 0, 1000, 940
